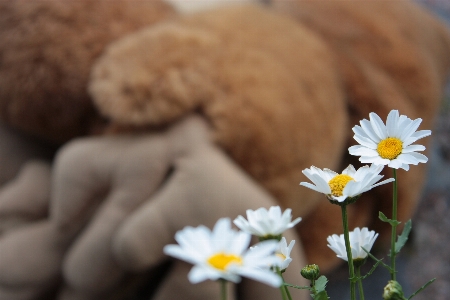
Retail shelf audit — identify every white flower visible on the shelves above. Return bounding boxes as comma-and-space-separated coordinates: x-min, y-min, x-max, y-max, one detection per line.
233, 206, 301, 238
348, 109, 431, 171
163, 218, 282, 287
300, 164, 395, 203
275, 237, 295, 270
327, 227, 379, 261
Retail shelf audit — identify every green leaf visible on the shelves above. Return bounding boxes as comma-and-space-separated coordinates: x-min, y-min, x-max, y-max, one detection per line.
379, 211, 401, 226
408, 278, 436, 299
395, 219, 412, 254
315, 275, 328, 293
361, 247, 393, 273
359, 260, 381, 280
314, 290, 330, 300
284, 283, 312, 290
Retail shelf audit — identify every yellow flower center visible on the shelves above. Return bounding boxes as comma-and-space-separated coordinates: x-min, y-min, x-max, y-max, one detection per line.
207, 253, 243, 271
328, 174, 354, 197
377, 137, 403, 160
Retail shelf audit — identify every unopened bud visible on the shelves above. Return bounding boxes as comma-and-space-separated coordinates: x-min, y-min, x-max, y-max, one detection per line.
383, 280, 406, 300
301, 264, 320, 281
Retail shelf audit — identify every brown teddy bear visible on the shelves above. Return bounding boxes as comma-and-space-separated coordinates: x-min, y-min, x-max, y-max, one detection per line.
0, 0, 449, 299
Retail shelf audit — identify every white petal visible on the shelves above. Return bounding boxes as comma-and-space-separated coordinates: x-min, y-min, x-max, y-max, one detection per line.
343, 181, 362, 197
232, 231, 251, 254
299, 181, 329, 194
342, 164, 357, 175
369, 112, 387, 139
402, 144, 426, 153
245, 240, 278, 260
360, 119, 382, 142
237, 268, 282, 287
408, 152, 428, 163
386, 110, 399, 136
353, 134, 378, 149
387, 159, 405, 169
322, 168, 339, 181
348, 145, 379, 157
188, 265, 219, 283
403, 130, 431, 146
269, 206, 282, 219
359, 156, 389, 165
368, 178, 395, 190
352, 125, 367, 137
395, 153, 420, 165
397, 115, 411, 130
309, 173, 333, 193
163, 245, 200, 265
399, 118, 422, 140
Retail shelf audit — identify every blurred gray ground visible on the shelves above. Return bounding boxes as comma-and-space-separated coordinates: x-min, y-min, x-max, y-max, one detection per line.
326, 3, 450, 299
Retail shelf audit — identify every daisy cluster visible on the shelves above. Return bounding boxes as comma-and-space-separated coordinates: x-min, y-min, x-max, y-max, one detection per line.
163, 109, 431, 298
164, 206, 300, 287
300, 109, 430, 204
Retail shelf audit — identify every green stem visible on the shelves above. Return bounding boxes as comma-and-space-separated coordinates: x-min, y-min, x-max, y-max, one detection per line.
311, 278, 316, 295
281, 273, 293, 300
280, 284, 288, 300
356, 266, 365, 300
277, 269, 289, 300
341, 204, 356, 300
220, 279, 227, 300
390, 169, 398, 281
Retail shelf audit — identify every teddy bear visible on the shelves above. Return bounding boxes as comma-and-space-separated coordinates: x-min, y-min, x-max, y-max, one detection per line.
0, 0, 449, 299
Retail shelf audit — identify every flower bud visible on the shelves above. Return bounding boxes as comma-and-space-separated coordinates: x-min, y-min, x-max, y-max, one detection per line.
383, 280, 406, 300
301, 264, 320, 281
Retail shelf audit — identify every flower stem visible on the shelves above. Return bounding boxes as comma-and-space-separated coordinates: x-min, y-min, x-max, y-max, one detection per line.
277, 268, 290, 300
390, 169, 398, 281
356, 265, 365, 300
220, 279, 227, 300
281, 273, 293, 300
341, 204, 356, 300
279, 284, 288, 300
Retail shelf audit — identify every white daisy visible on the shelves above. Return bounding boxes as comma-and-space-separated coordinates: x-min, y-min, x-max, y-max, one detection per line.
348, 109, 431, 171
275, 237, 295, 270
327, 227, 379, 262
233, 206, 301, 239
300, 164, 395, 203
163, 218, 282, 287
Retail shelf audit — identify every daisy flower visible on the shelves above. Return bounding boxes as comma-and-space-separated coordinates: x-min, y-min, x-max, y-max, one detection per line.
300, 164, 395, 203
163, 218, 282, 287
348, 109, 431, 171
327, 227, 379, 262
233, 206, 301, 239
275, 237, 295, 270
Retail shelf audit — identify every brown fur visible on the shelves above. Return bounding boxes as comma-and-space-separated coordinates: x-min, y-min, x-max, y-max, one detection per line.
0, 0, 175, 144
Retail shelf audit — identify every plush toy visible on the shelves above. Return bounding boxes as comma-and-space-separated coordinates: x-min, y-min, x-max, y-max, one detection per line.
0, 0, 449, 300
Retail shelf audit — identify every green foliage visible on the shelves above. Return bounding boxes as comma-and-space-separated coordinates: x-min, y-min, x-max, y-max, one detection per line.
315, 276, 328, 293
379, 211, 401, 226
395, 219, 412, 254
313, 290, 329, 300
408, 278, 436, 299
